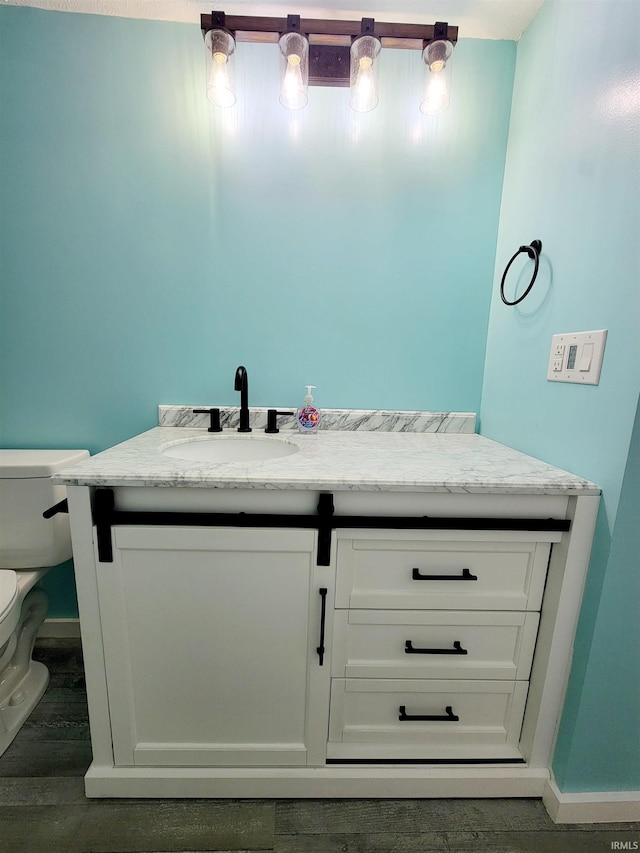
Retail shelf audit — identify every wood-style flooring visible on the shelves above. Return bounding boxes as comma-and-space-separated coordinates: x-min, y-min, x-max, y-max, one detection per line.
0, 639, 637, 853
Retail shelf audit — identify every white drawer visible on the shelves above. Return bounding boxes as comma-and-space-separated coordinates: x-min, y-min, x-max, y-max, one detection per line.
327, 678, 528, 761
335, 533, 553, 611
331, 610, 540, 680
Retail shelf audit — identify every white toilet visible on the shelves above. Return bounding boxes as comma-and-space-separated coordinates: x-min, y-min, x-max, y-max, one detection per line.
0, 448, 89, 755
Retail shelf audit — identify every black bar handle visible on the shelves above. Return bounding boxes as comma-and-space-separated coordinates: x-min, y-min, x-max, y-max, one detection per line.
193, 408, 222, 432
412, 567, 478, 582
404, 640, 468, 656
265, 409, 294, 434
398, 705, 459, 722
317, 587, 328, 666
43, 498, 68, 519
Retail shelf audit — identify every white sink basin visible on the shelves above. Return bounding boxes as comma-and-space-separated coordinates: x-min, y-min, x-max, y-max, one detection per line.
161, 434, 299, 463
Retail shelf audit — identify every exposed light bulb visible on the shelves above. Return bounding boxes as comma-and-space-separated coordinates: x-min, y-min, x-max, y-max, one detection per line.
281, 53, 308, 110
420, 39, 453, 115
205, 29, 236, 107
350, 36, 381, 113
279, 31, 309, 110
420, 69, 450, 115
208, 53, 235, 107
351, 60, 375, 112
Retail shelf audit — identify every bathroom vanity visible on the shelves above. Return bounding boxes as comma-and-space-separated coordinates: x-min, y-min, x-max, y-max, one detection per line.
54, 409, 600, 799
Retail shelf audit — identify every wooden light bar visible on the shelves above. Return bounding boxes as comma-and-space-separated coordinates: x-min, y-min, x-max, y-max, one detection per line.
200, 13, 458, 49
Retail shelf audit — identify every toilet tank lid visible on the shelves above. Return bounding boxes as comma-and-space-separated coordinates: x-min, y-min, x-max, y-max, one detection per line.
0, 449, 89, 478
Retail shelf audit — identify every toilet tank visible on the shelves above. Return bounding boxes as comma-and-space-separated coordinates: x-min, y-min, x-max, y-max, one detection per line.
0, 449, 89, 569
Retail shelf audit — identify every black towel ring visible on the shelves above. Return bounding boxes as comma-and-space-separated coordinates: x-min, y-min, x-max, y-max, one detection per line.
500, 239, 542, 306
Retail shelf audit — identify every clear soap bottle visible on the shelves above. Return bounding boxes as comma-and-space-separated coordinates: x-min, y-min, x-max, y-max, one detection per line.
296, 385, 321, 433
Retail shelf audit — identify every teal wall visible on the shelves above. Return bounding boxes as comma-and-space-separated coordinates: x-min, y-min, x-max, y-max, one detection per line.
480, 0, 640, 792
0, 6, 514, 454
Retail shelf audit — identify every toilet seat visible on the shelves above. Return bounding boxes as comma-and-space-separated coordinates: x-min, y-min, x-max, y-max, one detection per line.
0, 571, 19, 648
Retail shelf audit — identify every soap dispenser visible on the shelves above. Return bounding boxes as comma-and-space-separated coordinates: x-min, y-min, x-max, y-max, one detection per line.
296, 385, 321, 433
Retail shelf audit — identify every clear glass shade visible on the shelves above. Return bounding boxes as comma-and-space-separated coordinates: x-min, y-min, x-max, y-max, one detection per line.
420, 40, 453, 115
279, 31, 309, 110
349, 35, 381, 113
204, 28, 236, 107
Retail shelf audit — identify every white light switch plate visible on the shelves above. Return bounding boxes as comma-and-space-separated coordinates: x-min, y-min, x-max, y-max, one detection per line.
547, 330, 607, 384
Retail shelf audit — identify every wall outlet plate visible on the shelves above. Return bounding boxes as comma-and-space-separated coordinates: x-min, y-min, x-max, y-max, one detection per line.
547, 330, 607, 384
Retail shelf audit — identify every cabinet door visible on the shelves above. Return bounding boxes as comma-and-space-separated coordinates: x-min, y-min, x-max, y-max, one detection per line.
96, 526, 325, 767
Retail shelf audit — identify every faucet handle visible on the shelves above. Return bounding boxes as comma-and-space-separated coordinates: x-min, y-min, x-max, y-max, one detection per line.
193, 408, 222, 432
265, 409, 294, 434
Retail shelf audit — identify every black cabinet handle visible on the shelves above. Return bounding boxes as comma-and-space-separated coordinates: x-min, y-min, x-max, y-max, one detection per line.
398, 705, 459, 722
317, 587, 328, 666
193, 408, 222, 432
404, 640, 468, 655
412, 567, 478, 581
43, 498, 68, 518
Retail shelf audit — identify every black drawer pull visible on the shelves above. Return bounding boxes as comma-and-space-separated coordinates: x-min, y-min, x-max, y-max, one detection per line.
398, 705, 459, 722
412, 567, 478, 582
404, 640, 468, 656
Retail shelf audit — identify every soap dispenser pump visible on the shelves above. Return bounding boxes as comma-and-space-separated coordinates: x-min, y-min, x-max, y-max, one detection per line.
296, 385, 321, 433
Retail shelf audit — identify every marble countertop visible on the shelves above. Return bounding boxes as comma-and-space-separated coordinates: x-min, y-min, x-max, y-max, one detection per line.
53, 426, 600, 495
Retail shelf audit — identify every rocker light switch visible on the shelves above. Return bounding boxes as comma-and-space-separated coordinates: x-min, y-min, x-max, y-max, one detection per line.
547, 330, 607, 384
580, 343, 594, 371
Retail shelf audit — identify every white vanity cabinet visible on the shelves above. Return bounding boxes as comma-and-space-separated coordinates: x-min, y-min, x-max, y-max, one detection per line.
63, 476, 599, 799
92, 523, 333, 769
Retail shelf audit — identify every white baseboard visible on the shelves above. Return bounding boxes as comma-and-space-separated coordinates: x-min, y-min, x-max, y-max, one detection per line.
38, 618, 81, 639
84, 764, 551, 799
544, 778, 640, 823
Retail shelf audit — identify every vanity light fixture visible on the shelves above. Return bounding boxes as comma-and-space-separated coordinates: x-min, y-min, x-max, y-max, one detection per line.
201, 11, 458, 113
349, 19, 381, 113
204, 11, 236, 107
420, 22, 454, 115
279, 15, 309, 110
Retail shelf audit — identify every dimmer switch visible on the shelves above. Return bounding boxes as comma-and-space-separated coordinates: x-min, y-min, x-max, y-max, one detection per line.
547, 330, 607, 384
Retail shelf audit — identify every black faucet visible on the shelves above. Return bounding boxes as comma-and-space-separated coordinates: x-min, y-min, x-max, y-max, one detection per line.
234, 365, 251, 433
